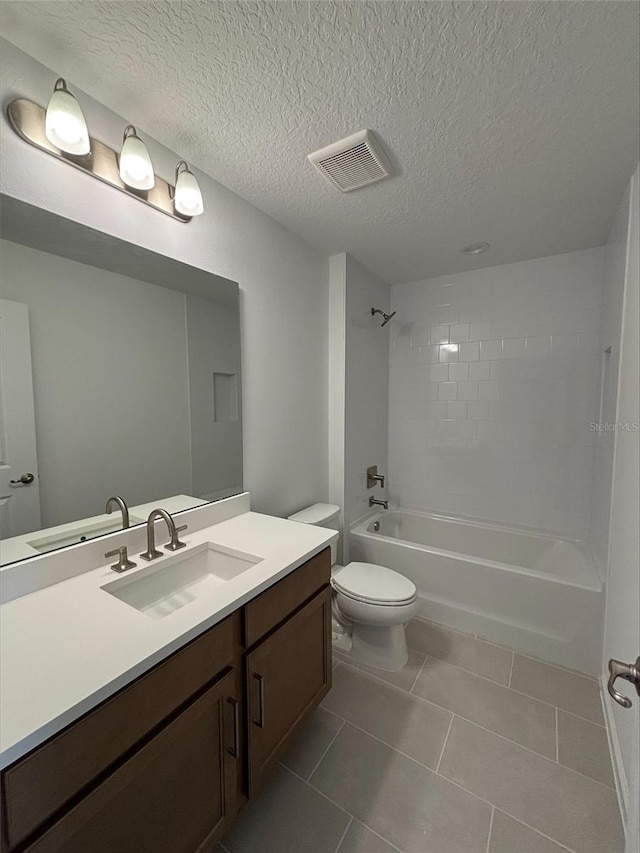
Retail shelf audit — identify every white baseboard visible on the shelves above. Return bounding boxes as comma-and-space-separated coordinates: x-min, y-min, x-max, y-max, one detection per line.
600, 675, 628, 831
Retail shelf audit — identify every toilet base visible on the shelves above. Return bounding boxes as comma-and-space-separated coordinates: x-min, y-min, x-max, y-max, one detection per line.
351, 623, 409, 671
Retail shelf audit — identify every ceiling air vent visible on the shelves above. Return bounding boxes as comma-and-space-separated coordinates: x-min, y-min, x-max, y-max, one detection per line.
307, 130, 393, 193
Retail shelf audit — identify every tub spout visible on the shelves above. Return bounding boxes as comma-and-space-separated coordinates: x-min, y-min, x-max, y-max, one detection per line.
369, 496, 389, 510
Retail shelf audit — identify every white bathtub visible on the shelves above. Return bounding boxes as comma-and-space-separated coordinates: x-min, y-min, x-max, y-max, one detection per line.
350, 509, 604, 675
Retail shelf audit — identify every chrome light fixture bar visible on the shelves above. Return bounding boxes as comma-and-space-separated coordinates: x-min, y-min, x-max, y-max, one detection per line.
7, 95, 196, 223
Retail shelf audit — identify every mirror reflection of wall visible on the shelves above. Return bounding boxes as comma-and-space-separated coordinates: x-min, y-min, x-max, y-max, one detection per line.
0, 211, 242, 562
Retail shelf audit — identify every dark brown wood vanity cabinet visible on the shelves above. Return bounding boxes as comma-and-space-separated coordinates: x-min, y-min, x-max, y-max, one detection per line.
0, 547, 331, 853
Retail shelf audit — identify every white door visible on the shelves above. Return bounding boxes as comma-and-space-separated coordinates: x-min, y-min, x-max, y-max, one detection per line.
0, 299, 42, 538
603, 167, 639, 853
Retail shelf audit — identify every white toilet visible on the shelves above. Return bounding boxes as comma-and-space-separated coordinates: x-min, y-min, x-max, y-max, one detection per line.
287, 504, 418, 672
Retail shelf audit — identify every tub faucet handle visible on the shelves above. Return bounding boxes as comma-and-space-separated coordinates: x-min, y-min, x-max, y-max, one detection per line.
367, 466, 386, 489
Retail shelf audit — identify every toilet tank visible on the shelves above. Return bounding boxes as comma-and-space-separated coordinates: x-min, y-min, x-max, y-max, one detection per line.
287, 503, 340, 565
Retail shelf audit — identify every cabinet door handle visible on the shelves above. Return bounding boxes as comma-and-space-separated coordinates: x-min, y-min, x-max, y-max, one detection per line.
253, 673, 265, 728
227, 697, 240, 757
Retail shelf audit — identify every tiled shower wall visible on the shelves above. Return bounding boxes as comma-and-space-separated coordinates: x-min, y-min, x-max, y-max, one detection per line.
388, 247, 605, 538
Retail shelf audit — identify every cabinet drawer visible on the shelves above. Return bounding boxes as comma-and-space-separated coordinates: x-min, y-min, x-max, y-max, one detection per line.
244, 548, 330, 648
3, 614, 237, 850
22, 670, 239, 853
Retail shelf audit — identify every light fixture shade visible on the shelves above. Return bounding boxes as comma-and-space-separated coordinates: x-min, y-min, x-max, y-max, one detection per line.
174, 161, 204, 216
119, 125, 155, 190
44, 78, 90, 155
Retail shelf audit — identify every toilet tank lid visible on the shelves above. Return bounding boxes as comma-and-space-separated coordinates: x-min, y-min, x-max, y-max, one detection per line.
287, 503, 340, 525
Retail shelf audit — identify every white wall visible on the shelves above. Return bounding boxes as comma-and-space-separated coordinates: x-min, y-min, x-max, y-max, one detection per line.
589, 187, 631, 571
0, 40, 328, 518
328, 253, 390, 562
1, 239, 192, 527
388, 247, 605, 538
345, 256, 390, 534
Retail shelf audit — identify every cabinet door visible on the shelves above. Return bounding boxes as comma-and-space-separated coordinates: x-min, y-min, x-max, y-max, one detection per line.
24, 670, 240, 853
246, 587, 331, 791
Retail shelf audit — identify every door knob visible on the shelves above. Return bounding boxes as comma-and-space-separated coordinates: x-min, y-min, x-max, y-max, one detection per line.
9, 472, 35, 485
607, 657, 640, 708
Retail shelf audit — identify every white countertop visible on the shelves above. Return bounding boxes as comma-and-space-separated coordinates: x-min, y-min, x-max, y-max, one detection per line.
0, 508, 335, 769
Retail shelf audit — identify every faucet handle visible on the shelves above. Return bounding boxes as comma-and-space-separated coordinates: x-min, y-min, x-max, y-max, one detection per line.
105, 546, 136, 573
165, 524, 188, 552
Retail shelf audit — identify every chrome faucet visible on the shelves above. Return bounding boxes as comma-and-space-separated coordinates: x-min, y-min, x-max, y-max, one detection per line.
105, 495, 130, 529
369, 496, 389, 509
140, 508, 187, 561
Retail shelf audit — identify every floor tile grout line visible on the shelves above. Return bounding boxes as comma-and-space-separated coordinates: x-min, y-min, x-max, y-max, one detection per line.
282, 725, 579, 853
412, 617, 601, 684
555, 707, 559, 763
333, 658, 613, 787
513, 649, 600, 683
337, 659, 559, 764
558, 705, 607, 729
332, 816, 353, 853
435, 713, 455, 773
407, 647, 511, 688
407, 645, 605, 724
284, 763, 405, 853
306, 719, 346, 781
484, 807, 495, 853
435, 714, 619, 793
491, 810, 580, 853
508, 651, 515, 687
408, 651, 428, 692
433, 761, 580, 853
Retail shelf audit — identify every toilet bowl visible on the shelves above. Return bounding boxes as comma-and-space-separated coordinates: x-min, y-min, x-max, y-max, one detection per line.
287, 504, 418, 672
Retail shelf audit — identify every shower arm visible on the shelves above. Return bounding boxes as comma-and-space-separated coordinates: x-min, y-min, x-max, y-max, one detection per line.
371, 307, 396, 327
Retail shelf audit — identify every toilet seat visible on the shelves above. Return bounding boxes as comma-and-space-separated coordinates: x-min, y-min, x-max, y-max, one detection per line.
332, 562, 417, 606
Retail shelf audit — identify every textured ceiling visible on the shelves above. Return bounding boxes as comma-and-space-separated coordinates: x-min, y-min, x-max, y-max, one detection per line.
2, 1, 639, 283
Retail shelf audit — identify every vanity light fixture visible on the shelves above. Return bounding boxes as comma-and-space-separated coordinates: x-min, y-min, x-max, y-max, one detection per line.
174, 161, 204, 217
119, 125, 156, 190
7, 77, 202, 223
44, 78, 90, 155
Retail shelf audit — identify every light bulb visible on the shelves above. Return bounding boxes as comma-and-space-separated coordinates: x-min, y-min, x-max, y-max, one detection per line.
174, 161, 204, 216
44, 78, 90, 155
119, 126, 155, 190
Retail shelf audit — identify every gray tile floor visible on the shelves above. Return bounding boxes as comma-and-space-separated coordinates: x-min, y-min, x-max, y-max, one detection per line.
220, 618, 624, 853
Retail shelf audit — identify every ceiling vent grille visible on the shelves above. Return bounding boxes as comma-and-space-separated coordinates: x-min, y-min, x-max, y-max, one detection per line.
307, 130, 393, 193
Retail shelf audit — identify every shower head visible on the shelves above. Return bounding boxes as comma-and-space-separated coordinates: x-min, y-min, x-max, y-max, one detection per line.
371, 307, 396, 327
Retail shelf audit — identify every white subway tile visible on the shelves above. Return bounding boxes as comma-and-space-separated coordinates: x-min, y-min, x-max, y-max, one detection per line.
467, 400, 490, 420
450, 323, 470, 343
456, 420, 477, 440
447, 401, 468, 419
479, 380, 500, 400
525, 335, 552, 358
503, 337, 526, 359
448, 362, 469, 382
430, 364, 449, 382
468, 361, 491, 381
470, 321, 491, 341
480, 339, 503, 360
457, 381, 479, 400
438, 343, 459, 363
459, 341, 480, 362
430, 325, 450, 345
438, 381, 458, 400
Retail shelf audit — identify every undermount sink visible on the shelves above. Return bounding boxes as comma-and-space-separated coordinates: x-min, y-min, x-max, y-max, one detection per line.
28, 516, 146, 553
101, 542, 263, 619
